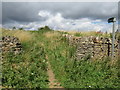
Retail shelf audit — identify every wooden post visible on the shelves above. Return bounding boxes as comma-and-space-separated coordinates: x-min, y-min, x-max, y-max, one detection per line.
118, 34, 120, 59
108, 17, 116, 59
107, 41, 111, 57
111, 21, 115, 59
106, 38, 112, 57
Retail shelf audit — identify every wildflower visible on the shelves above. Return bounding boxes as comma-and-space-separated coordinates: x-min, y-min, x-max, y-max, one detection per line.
43, 60, 45, 62
89, 85, 91, 87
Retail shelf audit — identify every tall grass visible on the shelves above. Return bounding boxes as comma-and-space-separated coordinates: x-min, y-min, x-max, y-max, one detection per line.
2, 28, 34, 42
42, 31, 119, 88
44, 31, 60, 38
2, 29, 49, 88
2, 28, 119, 88
67, 30, 110, 38
50, 48, 119, 88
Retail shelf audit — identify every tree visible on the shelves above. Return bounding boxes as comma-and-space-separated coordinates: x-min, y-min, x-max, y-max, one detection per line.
38, 26, 51, 31
44, 26, 51, 30
19, 28, 23, 30
12, 27, 16, 30
38, 27, 44, 31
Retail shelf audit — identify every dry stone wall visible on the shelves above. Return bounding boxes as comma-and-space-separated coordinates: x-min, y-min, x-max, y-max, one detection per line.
0, 36, 22, 54
63, 34, 119, 60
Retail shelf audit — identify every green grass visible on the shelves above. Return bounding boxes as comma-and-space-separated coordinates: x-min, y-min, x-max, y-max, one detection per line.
50, 53, 119, 88
74, 32, 83, 37
2, 29, 49, 88
2, 28, 120, 88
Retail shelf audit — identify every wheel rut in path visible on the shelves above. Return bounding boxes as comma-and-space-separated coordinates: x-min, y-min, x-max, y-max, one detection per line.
47, 60, 63, 88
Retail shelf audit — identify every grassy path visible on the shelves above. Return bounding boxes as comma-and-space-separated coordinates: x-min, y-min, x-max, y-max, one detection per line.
43, 31, 64, 88
47, 60, 63, 88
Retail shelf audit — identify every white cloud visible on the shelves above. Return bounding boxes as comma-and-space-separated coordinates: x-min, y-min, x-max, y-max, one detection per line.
3, 10, 117, 33
38, 10, 51, 18
37, 11, 114, 32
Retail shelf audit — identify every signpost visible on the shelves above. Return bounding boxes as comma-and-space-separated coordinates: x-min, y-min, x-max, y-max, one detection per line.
108, 17, 116, 59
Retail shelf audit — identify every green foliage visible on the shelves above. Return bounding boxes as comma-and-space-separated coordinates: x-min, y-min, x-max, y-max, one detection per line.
51, 55, 119, 88
117, 33, 120, 40
19, 28, 24, 30
44, 26, 51, 30
60, 31, 69, 34
110, 33, 113, 39
45, 33, 119, 88
38, 26, 51, 32
74, 32, 82, 37
12, 27, 16, 30
2, 29, 120, 88
2, 32, 48, 88
110, 32, 120, 39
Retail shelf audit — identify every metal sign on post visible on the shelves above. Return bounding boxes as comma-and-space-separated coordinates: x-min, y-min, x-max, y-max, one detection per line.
108, 17, 116, 59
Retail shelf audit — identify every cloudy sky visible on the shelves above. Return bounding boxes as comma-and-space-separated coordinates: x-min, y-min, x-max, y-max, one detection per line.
1, 1, 119, 32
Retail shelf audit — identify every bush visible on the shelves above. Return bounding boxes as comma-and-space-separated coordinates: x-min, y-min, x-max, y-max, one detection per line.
74, 32, 82, 37
38, 26, 51, 32
117, 33, 120, 40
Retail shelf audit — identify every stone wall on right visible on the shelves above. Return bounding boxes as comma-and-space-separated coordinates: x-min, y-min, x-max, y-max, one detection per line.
63, 34, 119, 60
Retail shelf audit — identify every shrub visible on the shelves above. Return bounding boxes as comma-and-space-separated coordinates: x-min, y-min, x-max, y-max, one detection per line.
38, 26, 51, 31
74, 32, 82, 37
117, 33, 120, 40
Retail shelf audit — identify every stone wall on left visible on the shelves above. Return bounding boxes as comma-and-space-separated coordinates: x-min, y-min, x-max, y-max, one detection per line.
0, 36, 22, 54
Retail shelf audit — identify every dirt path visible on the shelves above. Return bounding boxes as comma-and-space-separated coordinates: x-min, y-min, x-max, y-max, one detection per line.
47, 61, 63, 88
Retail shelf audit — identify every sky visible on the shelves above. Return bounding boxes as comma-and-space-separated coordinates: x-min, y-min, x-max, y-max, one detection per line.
1, 1, 119, 32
